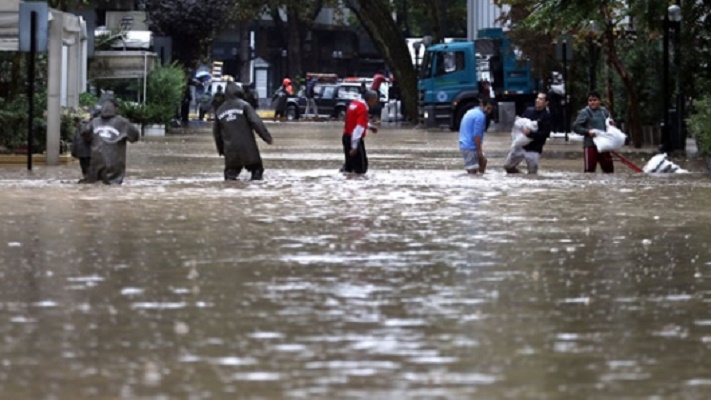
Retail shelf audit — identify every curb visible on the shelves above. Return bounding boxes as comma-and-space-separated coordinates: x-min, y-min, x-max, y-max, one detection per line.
0, 154, 75, 165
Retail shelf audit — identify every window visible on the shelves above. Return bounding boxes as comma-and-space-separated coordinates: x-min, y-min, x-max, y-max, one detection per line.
338, 85, 361, 100
322, 86, 336, 100
435, 51, 466, 76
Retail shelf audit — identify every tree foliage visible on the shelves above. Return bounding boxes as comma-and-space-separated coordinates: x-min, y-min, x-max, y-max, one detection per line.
143, 0, 236, 68
341, 0, 480, 122
495, 0, 711, 148
344, 0, 419, 122
265, 0, 336, 82
493, 0, 663, 147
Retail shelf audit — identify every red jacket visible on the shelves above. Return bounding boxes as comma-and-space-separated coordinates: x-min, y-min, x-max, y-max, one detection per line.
343, 99, 369, 147
371, 74, 388, 91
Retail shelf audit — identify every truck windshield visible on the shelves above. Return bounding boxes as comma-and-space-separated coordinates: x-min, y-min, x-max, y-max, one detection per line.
419, 51, 433, 80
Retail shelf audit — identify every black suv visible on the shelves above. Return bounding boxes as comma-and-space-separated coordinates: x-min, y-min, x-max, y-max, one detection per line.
285, 82, 364, 120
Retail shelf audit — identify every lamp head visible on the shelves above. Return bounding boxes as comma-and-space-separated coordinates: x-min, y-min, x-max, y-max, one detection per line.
588, 20, 600, 34
668, 4, 682, 23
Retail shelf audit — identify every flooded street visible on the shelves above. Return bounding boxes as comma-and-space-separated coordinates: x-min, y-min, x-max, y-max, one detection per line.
1, 123, 710, 399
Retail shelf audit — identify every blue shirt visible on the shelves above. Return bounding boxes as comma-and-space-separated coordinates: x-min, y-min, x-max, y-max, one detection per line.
458, 107, 486, 150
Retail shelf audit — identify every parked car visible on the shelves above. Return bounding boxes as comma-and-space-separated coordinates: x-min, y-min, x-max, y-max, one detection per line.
209, 80, 259, 109
286, 81, 386, 121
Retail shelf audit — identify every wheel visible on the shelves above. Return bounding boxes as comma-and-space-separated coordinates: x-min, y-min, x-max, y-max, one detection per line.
451, 103, 475, 131
286, 105, 298, 121
335, 107, 346, 120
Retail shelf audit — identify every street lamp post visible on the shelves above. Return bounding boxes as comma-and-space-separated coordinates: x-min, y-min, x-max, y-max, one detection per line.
587, 20, 600, 92
281, 49, 287, 80
662, 10, 671, 153
669, 3, 683, 152
663, 4, 682, 153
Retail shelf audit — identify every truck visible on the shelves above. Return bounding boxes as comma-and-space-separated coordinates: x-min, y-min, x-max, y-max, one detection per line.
418, 28, 539, 131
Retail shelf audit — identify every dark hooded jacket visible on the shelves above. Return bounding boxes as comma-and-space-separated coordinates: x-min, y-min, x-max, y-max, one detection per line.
71, 96, 110, 160
71, 117, 93, 159
213, 83, 272, 169
521, 106, 552, 154
81, 100, 140, 184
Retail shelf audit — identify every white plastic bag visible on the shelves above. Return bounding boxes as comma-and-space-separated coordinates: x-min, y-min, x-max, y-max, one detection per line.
642, 153, 689, 173
592, 118, 626, 152
510, 117, 538, 148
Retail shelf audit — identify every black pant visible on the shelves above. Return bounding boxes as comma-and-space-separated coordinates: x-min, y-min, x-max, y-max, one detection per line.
342, 134, 368, 174
225, 163, 264, 180
79, 157, 90, 177
180, 102, 190, 122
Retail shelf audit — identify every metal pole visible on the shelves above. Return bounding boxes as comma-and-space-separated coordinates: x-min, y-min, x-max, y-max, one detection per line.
674, 1, 684, 152
27, 11, 37, 171
662, 16, 670, 153
563, 40, 569, 141
588, 37, 596, 92
143, 51, 148, 104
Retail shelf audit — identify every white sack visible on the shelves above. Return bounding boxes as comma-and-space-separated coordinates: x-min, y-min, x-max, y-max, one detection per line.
593, 118, 627, 152
511, 117, 538, 148
642, 153, 689, 173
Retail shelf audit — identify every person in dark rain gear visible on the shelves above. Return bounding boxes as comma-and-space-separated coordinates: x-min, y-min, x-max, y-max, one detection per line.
211, 85, 225, 112
243, 82, 260, 109
213, 82, 274, 181
80, 98, 140, 184
71, 115, 92, 180
180, 84, 192, 125
72, 93, 118, 180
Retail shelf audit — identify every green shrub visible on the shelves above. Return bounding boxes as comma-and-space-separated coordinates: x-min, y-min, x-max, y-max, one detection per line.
79, 92, 99, 108
0, 94, 47, 153
145, 63, 186, 125
119, 101, 148, 124
687, 95, 711, 157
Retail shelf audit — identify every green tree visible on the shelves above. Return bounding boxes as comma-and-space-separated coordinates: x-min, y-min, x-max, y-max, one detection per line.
27, 0, 94, 11
405, 0, 467, 40
143, 0, 236, 68
265, 0, 334, 81
343, 0, 420, 122
493, 0, 667, 148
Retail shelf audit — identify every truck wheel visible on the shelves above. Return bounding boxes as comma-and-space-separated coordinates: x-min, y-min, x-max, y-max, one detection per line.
452, 103, 476, 131
286, 105, 298, 121
336, 107, 346, 120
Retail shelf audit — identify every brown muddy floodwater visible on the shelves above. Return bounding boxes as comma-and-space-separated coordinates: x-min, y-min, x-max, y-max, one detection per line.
0, 123, 710, 399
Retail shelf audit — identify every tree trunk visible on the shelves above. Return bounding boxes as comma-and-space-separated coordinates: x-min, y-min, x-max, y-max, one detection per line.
346, 0, 419, 123
287, 7, 302, 82
602, 7, 642, 148
607, 44, 642, 148
239, 24, 251, 83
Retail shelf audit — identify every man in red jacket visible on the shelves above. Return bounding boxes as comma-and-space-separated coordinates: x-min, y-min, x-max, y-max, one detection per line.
342, 90, 379, 174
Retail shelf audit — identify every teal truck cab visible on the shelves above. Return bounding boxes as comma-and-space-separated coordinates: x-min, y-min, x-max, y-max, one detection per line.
418, 28, 538, 131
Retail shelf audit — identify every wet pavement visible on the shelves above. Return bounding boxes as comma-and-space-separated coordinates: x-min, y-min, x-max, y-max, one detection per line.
1, 122, 710, 399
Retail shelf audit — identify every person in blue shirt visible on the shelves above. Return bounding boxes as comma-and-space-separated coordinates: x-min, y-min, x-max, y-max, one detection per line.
458, 99, 494, 174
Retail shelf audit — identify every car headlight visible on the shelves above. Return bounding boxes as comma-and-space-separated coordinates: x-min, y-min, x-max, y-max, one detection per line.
423, 111, 429, 120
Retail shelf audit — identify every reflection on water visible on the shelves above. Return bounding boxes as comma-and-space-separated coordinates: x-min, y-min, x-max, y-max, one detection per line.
0, 127, 710, 399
